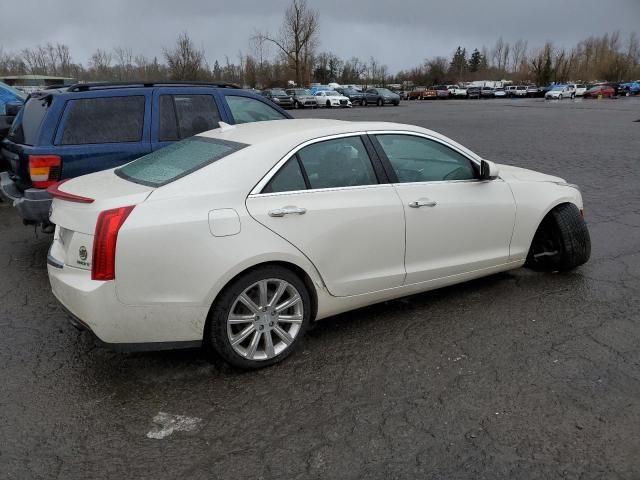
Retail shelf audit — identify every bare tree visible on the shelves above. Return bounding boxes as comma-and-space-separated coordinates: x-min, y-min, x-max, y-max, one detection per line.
510, 39, 528, 75
254, 0, 319, 86
163, 32, 205, 80
114, 46, 133, 80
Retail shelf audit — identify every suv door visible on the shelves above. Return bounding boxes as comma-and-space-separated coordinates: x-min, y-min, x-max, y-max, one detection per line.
245, 134, 406, 297
151, 87, 224, 151
53, 91, 152, 178
370, 132, 516, 284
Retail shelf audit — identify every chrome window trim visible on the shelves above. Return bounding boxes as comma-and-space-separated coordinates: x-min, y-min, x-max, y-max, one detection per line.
249, 131, 370, 196
249, 130, 484, 197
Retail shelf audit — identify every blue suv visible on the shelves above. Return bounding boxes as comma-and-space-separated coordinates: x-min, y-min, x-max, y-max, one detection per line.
0, 82, 292, 230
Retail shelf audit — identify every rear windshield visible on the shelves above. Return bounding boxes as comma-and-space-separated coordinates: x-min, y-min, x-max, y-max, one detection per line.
115, 136, 248, 187
7, 96, 50, 145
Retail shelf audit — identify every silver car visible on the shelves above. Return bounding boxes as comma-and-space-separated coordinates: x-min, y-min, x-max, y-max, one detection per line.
286, 88, 318, 109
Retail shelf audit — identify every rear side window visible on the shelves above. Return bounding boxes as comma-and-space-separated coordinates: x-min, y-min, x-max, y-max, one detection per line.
115, 136, 247, 187
60, 96, 145, 145
226, 96, 286, 124
159, 94, 220, 141
262, 158, 306, 193
297, 136, 378, 189
7, 96, 49, 145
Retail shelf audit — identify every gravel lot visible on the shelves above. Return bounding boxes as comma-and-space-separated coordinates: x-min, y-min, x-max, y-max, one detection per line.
1, 97, 639, 479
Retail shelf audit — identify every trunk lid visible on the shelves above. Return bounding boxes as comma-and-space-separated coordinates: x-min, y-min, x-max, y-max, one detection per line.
48, 169, 153, 271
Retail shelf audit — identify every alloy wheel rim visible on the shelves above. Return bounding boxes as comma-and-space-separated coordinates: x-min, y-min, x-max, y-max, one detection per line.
227, 279, 303, 361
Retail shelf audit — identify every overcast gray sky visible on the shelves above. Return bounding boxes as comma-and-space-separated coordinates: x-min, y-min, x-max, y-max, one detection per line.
2, 0, 638, 72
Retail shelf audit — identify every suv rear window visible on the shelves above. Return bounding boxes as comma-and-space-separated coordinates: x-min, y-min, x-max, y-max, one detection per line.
60, 96, 145, 145
7, 96, 50, 145
115, 136, 247, 187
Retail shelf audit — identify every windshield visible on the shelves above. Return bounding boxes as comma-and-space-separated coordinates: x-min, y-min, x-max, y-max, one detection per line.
377, 88, 394, 95
271, 89, 287, 96
116, 136, 248, 187
7, 95, 49, 145
551, 85, 565, 91
325, 91, 340, 96
293, 89, 310, 95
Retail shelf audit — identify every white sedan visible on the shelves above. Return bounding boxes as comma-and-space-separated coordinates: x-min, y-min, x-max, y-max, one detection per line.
47, 119, 591, 368
314, 90, 352, 108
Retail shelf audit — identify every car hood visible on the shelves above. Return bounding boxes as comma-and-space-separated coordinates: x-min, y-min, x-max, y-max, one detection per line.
497, 164, 565, 183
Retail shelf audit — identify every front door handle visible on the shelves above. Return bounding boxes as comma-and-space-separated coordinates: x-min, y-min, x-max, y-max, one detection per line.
408, 199, 437, 208
268, 206, 307, 217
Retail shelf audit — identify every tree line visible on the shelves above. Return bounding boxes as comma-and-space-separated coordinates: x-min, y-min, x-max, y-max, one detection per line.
0, 0, 638, 88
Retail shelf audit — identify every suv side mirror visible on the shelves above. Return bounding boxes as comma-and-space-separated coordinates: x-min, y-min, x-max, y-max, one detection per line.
480, 159, 500, 180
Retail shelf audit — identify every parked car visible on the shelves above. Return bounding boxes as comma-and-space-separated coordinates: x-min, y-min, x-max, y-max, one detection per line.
494, 88, 507, 98
0, 82, 26, 142
544, 84, 576, 100
466, 86, 481, 99
572, 84, 588, 97
526, 85, 539, 97
512, 86, 528, 97
433, 85, 450, 99
618, 82, 640, 96
47, 118, 591, 368
335, 87, 365, 105
505, 86, 518, 97
423, 88, 438, 99
285, 88, 317, 109
0, 82, 292, 230
262, 89, 294, 109
583, 84, 615, 98
314, 90, 352, 108
362, 88, 400, 106
408, 86, 428, 100
450, 86, 468, 98
480, 87, 495, 98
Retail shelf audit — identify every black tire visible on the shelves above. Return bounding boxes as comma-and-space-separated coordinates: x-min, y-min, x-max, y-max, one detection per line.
294, 100, 300, 109
205, 265, 312, 369
326, 100, 332, 108
525, 203, 591, 272
361, 97, 367, 106
393, 101, 399, 106
377, 98, 383, 106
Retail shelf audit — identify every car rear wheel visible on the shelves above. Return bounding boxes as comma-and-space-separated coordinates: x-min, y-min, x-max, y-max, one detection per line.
205, 266, 311, 369
525, 203, 591, 272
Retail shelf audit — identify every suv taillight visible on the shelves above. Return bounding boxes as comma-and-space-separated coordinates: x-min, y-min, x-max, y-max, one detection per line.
29, 155, 61, 188
92, 206, 135, 281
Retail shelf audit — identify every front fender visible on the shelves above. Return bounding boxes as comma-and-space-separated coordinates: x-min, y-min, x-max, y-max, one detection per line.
508, 181, 584, 261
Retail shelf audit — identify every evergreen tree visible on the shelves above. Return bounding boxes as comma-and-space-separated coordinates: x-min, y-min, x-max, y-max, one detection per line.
469, 48, 481, 72
449, 46, 467, 80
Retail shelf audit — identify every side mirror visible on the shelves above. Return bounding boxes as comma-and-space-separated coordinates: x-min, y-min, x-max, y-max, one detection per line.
6, 103, 22, 116
480, 159, 500, 180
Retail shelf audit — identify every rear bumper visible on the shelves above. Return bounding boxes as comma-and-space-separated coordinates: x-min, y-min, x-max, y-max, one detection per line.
48, 259, 208, 349
0, 171, 52, 223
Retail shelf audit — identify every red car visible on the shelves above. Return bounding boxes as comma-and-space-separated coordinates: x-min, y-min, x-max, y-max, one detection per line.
583, 85, 615, 98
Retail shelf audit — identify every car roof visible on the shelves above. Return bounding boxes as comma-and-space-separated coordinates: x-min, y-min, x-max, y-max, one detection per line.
197, 118, 479, 159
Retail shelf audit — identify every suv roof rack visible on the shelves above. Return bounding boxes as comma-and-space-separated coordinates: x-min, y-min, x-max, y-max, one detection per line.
66, 81, 241, 92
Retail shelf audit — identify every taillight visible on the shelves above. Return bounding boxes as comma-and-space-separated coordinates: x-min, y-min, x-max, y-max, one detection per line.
92, 206, 135, 281
29, 155, 61, 188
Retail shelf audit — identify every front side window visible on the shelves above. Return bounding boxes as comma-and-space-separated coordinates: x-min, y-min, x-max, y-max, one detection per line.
226, 95, 287, 124
60, 96, 145, 145
297, 136, 378, 190
375, 134, 476, 183
116, 136, 247, 187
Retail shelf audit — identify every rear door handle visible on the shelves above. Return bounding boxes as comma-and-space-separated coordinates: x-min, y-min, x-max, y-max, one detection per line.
408, 199, 437, 208
268, 206, 307, 217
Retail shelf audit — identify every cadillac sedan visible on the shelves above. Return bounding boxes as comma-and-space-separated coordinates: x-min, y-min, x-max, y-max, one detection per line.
47, 119, 591, 368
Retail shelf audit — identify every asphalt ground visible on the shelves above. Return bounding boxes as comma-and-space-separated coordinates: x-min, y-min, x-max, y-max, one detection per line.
1, 97, 639, 479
